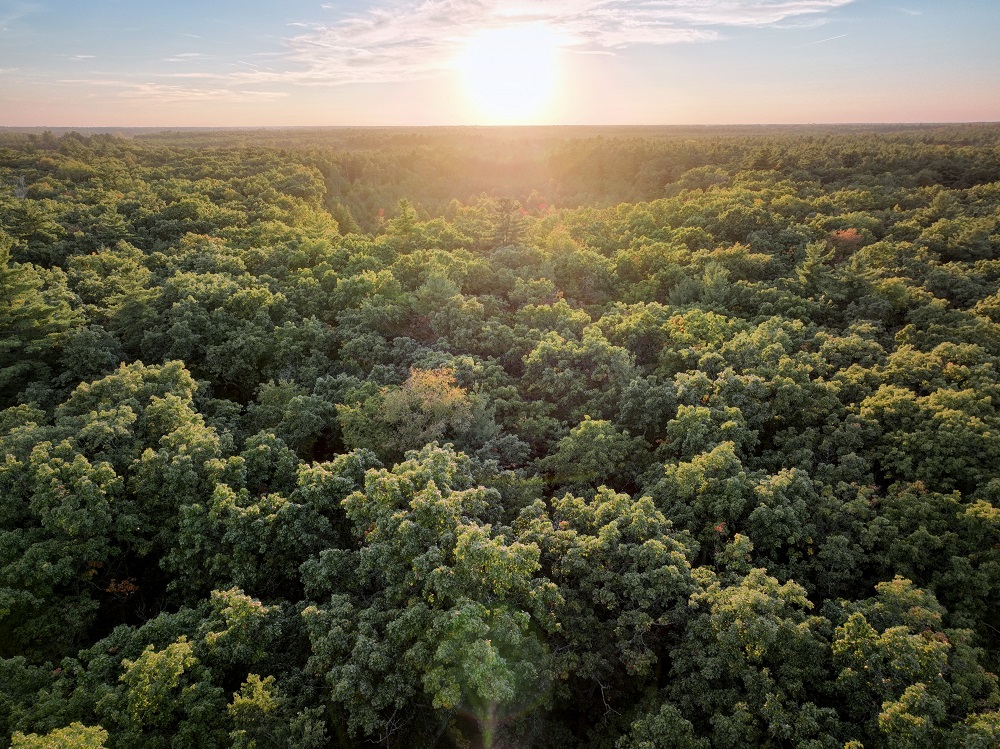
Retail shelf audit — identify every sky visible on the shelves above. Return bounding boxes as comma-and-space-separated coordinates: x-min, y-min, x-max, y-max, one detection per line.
0, 0, 997, 126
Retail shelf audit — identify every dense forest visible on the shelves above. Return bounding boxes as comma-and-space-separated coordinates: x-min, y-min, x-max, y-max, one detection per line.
1, 124, 1000, 748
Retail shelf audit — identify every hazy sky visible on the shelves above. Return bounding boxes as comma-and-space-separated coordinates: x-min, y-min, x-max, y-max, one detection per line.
1, 0, 997, 126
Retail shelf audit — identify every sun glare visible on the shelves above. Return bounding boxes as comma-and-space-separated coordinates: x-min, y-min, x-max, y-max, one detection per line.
457, 24, 562, 124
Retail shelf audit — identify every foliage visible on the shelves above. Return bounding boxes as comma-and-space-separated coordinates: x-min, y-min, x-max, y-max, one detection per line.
2, 124, 1000, 748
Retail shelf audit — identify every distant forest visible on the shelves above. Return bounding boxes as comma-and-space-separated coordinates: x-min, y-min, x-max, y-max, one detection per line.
1, 124, 999, 748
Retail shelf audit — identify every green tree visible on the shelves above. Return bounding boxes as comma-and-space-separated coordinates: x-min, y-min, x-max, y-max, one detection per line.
616, 701, 708, 749
11, 723, 108, 749
516, 488, 695, 724
301, 444, 558, 748
521, 328, 637, 428
337, 366, 502, 465
669, 568, 840, 748
0, 234, 76, 404
832, 578, 999, 747
537, 417, 651, 496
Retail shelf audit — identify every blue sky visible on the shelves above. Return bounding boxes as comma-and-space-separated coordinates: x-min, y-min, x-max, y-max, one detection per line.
1, 0, 997, 125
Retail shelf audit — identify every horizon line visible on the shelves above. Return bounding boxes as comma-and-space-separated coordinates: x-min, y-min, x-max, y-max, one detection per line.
3, 121, 1000, 131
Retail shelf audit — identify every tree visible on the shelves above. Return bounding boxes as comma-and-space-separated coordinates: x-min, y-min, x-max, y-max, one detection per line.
860, 383, 1000, 493
490, 197, 529, 248
668, 568, 839, 748
337, 366, 502, 465
521, 328, 637, 428
0, 233, 76, 404
0, 361, 227, 658
537, 417, 650, 496
11, 723, 109, 749
515, 487, 695, 725
166, 440, 377, 599
831, 578, 999, 748
616, 701, 708, 749
646, 441, 755, 552
301, 445, 558, 748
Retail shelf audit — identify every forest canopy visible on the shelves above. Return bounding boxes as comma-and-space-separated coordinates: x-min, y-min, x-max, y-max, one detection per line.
1, 124, 999, 749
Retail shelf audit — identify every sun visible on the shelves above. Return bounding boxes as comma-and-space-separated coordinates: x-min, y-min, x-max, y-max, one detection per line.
457, 24, 562, 124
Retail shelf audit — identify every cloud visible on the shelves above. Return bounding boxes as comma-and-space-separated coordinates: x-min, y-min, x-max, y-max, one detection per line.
233, 60, 278, 72
117, 83, 288, 103
629, 1, 854, 26
269, 0, 856, 84
164, 53, 208, 62
794, 33, 848, 47
46, 0, 856, 101
0, 2, 39, 28
57, 79, 125, 87
57, 77, 286, 103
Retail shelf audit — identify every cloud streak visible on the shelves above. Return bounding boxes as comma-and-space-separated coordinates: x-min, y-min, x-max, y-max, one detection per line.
117, 82, 288, 103
795, 32, 848, 47
56, 77, 287, 103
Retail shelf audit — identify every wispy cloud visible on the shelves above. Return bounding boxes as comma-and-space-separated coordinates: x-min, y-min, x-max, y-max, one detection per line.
232, 60, 278, 72
795, 33, 848, 47
0, 1, 39, 28
56, 77, 286, 103
164, 52, 208, 62
57, 79, 124, 87
37, 0, 858, 101
266, 0, 857, 85
117, 82, 288, 103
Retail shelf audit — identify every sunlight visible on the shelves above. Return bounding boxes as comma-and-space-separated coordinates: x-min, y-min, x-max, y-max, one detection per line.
457, 24, 562, 124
